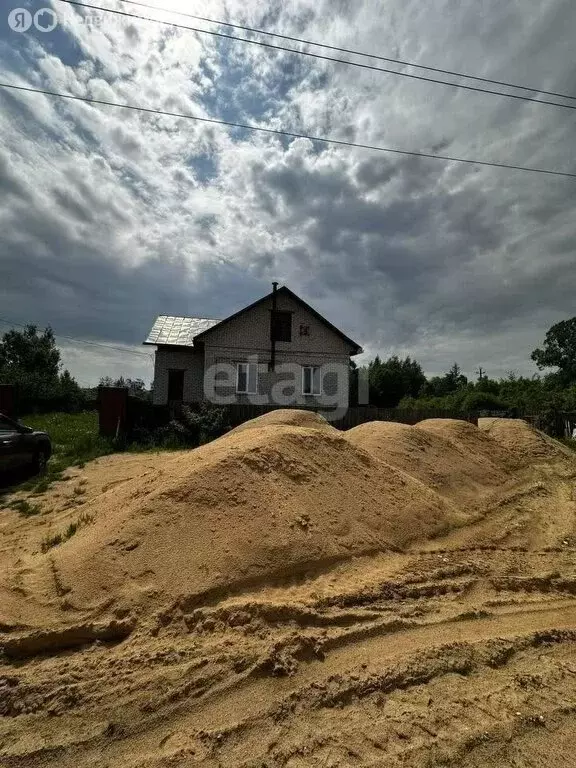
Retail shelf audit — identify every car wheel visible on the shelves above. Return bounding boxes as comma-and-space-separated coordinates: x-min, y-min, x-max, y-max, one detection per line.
34, 448, 48, 475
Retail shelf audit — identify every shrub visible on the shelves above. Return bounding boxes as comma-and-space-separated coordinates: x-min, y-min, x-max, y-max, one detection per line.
9, 499, 43, 517
133, 403, 230, 448
461, 391, 508, 412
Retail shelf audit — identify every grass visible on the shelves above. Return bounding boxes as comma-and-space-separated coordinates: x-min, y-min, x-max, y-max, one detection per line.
23, 411, 113, 467
9, 499, 43, 517
5, 411, 114, 496
1, 410, 196, 499
41, 512, 95, 553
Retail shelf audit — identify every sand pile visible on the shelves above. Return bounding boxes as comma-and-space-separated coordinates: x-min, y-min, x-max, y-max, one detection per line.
47, 418, 467, 619
228, 407, 335, 435
345, 420, 512, 503
417, 418, 519, 471
479, 417, 575, 466
3, 413, 576, 767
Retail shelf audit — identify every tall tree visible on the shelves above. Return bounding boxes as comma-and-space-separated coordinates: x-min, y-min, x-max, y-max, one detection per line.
531, 317, 576, 385
0, 326, 60, 379
369, 355, 426, 407
99, 376, 150, 399
0, 325, 82, 411
421, 363, 468, 398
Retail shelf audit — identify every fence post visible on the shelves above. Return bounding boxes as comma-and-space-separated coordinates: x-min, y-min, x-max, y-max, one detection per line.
0, 384, 16, 419
98, 386, 129, 438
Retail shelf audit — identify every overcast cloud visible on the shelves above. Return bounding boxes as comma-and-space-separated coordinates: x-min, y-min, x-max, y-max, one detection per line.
0, 0, 575, 385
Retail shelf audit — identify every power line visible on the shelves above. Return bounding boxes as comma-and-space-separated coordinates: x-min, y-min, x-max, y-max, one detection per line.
56, 0, 576, 112
114, 0, 576, 104
1, 81, 575, 178
0, 316, 152, 358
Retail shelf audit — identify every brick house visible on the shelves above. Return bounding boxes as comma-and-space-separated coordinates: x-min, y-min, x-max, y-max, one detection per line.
144, 284, 362, 408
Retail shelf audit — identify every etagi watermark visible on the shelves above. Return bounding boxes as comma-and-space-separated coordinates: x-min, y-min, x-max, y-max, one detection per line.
202, 360, 369, 422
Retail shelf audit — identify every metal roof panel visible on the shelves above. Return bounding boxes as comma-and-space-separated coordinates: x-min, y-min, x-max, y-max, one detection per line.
144, 315, 221, 346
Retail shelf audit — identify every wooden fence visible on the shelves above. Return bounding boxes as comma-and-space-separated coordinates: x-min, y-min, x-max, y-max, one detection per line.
219, 403, 479, 431
97, 391, 478, 438
96, 388, 576, 441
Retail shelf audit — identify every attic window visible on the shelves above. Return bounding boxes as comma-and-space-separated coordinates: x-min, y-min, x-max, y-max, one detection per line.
271, 310, 292, 342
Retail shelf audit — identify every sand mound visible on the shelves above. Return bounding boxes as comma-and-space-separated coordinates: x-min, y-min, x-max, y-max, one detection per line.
479, 417, 576, 466
345, 420, 511, 502
4, 417, 576, 766
228, 408, 334, 435
46, 424, 466, 618
417, 418, 518, 471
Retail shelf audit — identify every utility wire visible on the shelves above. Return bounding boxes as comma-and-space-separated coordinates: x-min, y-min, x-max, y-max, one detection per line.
1, 81, 575, 178
114, 0, 576, 104
0, 316, 153, 358
55, 0, 576, 111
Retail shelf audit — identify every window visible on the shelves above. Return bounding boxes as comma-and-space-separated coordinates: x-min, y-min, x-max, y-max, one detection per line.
237, 362, 258, 394
299, 324, 310, 336
271, 310, 292, 342
302, 365, 321, 396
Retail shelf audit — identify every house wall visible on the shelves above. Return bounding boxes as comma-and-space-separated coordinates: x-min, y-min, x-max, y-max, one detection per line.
152, 346, 204, 405
203, 345, 350, 409
201, 292, 353, 408
202, 291, 353, 358
152, 292, 355, 407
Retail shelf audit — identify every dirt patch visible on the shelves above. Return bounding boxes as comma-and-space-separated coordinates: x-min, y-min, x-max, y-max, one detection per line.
1, 412, 576, 767
1, 618, 135, 659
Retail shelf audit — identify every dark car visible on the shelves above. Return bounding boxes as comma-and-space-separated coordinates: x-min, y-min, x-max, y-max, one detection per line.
0, 413, 52, 475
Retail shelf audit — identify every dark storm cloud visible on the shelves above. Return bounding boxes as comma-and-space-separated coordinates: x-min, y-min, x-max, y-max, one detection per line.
239, 139, 575, 363
0, 201, 262, 344
0, 0, 574, 383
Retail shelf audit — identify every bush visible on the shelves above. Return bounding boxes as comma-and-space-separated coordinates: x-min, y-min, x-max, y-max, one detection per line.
161, 404, 230, 447
129, 403, 230, 449
461, 391, 508, 412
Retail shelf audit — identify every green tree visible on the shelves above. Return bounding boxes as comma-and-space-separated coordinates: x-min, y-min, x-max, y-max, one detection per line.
531, 317, 576, 385
369, 355, 426, 407
0, 326, 60, 379
99, 376, 149, 399
0, 325, 83, 412
421, 363, 469, 398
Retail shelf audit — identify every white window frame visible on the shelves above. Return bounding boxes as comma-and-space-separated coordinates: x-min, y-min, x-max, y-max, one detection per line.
302, 365, 322, 396
236, 362, 258, 394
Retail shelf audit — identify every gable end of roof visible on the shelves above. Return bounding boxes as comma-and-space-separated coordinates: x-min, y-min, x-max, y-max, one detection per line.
194, 286, 363, 354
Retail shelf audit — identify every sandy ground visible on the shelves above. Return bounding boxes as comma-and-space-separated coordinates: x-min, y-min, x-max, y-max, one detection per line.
1, 414, 576, 767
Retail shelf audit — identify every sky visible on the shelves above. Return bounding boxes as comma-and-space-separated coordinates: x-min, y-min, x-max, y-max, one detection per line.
0, 0, 575, 387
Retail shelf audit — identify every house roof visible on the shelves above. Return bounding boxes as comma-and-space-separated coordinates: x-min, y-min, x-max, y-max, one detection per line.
143, 315, 221, 346
144, 286, 363, 354
195, 285, 363, 355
